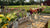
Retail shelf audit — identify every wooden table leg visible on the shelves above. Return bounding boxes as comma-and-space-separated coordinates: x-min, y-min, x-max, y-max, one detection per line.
44, 22, 48, 28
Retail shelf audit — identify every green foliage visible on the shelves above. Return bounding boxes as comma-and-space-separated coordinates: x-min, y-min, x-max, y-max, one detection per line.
0, 0, 46, 5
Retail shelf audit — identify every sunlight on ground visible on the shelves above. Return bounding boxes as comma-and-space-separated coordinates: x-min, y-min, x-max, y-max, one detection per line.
43, 16, 50, 18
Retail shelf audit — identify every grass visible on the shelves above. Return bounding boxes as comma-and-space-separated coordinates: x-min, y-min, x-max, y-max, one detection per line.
5, 5, 50, 14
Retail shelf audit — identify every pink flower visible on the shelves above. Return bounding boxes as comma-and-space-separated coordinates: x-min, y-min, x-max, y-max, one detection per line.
11, 8, 14, 9
33, 10, 35, 12
15, 8, 18, 9
11, 8, 14, 10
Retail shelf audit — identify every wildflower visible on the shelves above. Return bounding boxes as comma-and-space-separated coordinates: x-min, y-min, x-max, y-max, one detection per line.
35, 10, 37, 13
11, 8, 14, 11
15, 8, 18, 9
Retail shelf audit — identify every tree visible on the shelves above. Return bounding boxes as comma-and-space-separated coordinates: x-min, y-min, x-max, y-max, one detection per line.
18, 0, 25, 5
30, 0, 34, 5
34, 0, 46, 3
16, 1, 20, 5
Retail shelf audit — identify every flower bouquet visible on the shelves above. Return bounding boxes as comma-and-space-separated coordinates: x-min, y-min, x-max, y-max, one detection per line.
37, 7, 44, 14
0, 12, 17, 28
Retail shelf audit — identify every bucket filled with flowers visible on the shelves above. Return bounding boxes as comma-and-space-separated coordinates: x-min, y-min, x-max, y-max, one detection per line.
26, 7, 45, 22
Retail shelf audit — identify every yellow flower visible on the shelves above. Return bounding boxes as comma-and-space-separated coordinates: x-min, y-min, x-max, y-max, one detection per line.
0, 19, 2, 23
6, 14, 11, 17
0, 14, 4, 17
7, 17, 11, 21
13, 12, 16, 15
2, 25, 7, 28
4, 23, 8, 26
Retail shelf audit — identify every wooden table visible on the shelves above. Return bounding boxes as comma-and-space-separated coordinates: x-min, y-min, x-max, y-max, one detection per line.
18, 17, 48, 28
18, 22, 36, 28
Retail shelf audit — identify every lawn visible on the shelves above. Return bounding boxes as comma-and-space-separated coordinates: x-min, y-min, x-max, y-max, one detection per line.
4, 5, 50, 14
